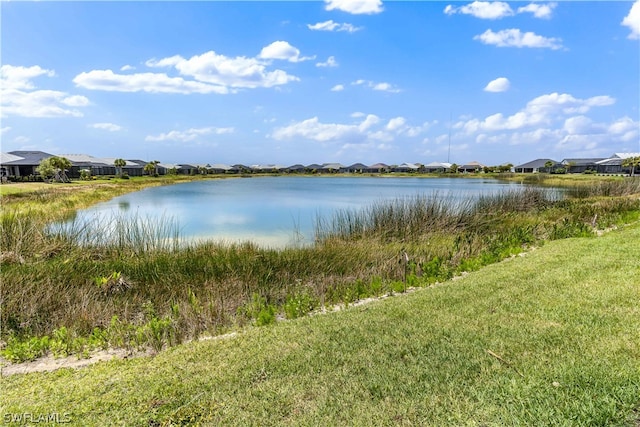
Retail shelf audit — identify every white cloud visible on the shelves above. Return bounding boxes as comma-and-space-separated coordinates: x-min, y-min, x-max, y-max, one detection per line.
89, 122, 122, 132
307, 20, 362, 33
563, 116, 593, 134
608, 116, 640, 142
622, 0, 640, 40
456, 92, 616, 134
120, 65, 136, 71
331, 84, 345, 92
77, 48, 301, 95
271, 114, 383, 143
1, 65, 90, 118
0, 65, 55, 90
1, 126, 12, 134
146, 127, 235, 142
352, 79, 401, 93
325, 0, 383, 15
444, 1, 513, 19
474, 28, 563, 50
270, 113, 433, 148
445, 2, 557, 19
163, 50, 300, 88
259, 41, 313, 63
61, 95, 90, 107
386, 117, 406, 131
484, 77, 510, 92
317, 56, 339, 68
74, 70, 231, 94
517, 3, 557, 19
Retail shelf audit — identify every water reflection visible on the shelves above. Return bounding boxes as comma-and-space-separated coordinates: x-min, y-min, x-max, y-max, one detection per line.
57, 177, 530, 248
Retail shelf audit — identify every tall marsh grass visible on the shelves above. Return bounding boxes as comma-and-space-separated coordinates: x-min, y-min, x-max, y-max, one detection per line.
48, 212, 181, 254
2, 180, 639, 361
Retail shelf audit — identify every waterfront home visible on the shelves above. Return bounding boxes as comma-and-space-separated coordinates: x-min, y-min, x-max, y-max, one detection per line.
514, 159, 559, 173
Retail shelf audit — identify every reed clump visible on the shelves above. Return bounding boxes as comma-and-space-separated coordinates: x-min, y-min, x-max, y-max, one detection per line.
2, 179, 639, 362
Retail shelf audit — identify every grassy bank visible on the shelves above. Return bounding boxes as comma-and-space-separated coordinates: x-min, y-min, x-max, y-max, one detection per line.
1, 222, 639, 425
1, 177, 639, 362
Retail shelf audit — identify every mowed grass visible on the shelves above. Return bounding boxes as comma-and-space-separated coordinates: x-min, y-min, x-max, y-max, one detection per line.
2, 224, 639, 426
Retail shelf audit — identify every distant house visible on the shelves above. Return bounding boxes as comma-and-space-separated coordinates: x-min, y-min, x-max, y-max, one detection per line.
561, 158, 604, 174
459, 161, 484, 173
320, 163, 345, 173
392, 163, 421, 173
1, 151, 55, 179
284, 164, 306, 174
101, 158, 145, 176
306, 164, 323, 173
424, 161, 452, 173
595, 153, 640, 174
208, 163, 235, 174
345, 163, 369, 173
366, 163, 390, 173
514, 159, 558, 173
232, 164, 252, 174
1, 152, 27, 178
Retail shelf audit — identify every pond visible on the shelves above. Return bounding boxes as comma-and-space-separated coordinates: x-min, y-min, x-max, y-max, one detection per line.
56, 176, 528, 248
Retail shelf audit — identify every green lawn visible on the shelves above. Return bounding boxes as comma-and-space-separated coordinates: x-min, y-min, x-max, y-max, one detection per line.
1, 224, 639, 426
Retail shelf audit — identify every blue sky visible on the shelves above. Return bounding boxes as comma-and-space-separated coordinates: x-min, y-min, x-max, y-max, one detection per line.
1, 0, 639, 166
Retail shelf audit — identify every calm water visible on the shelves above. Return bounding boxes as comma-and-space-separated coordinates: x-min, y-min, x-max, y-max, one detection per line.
60, 177, 526, 248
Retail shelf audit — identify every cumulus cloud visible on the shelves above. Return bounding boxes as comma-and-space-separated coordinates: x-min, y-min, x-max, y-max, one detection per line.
517, 2, 557, 19
455, 92, 616, 135
270, 113, 432, 147
1, 126, 11, 134
89, 122, 122, 132
474, 28, 563, 49
330, 84, 345, 92
147, 49, 300, 88
563, 116, 593, 135
622, 0, 640, 40
271, 116, 371, 142
608, 116, 640, 142
146, 127, 234, 142
0, 65, 55, 90
307, 20, 362, 32
120, 65, 135, 71
444, 1, 513, 19
1, 65, 90, 118
324, 0, 383, 15
259, 41, 314, 63
76, 46, 302, 95
317, 56, 339, 67
352, 79, 401, 93
484, 77, 510, 92
445, 2, 557, 19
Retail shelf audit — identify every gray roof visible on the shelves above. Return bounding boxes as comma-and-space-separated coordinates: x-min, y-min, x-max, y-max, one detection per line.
515, 158, 558, 169
0, 152, 25, 164
369, 163, 389, 169
347, 163, 369, 169
613, 152, 640, 159
6, 151, 54, 165
561, 158, 604, 166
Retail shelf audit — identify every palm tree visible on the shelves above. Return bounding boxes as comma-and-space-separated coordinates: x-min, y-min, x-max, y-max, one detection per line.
151, 160, 160, 176
50, 156, 72, 182
143, 163, 156, 176
114, 158, 126, 177
622, 156, 640, 176
544, 160, 554, 173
